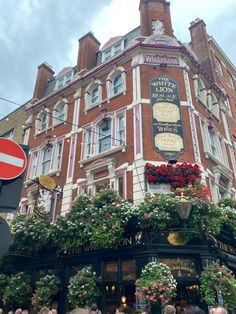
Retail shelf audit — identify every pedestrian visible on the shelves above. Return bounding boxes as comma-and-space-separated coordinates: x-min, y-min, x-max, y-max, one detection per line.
51, 310, 57, 314
115, 308, 124, 314
90, 304, 100, 314
39, 307, 50, 314
15, 310, 22, 314
185, 306, 205, 314
0, 308, 3, 314
22, 311, 29, 314
163, 305, 176, 314
211, 308, 227, 314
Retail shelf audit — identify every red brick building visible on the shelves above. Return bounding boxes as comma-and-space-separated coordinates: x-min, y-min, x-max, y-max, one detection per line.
21, 0, 236, 218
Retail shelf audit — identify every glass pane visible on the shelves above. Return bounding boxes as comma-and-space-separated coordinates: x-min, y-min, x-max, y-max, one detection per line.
91, 87, 99, 104
118, 176, 124, 198
122, 260, 136, 281
99, 136, 111, 153
113, 74, 123, 95
105, 261, 118, 282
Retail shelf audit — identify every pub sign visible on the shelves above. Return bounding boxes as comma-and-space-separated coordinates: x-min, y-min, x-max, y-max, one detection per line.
150, 76, 185, 160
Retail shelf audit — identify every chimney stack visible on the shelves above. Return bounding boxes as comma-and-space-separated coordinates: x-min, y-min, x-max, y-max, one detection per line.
139, 0, 173, 37
189, 19, 210, 63
77, 32, 100, 73
33, 63, 54, 100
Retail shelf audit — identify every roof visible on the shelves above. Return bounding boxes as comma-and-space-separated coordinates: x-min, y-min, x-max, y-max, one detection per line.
101, 36, 122, 51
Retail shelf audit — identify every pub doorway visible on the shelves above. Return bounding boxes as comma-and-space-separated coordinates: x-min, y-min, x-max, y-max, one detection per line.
174, 282, 201, 312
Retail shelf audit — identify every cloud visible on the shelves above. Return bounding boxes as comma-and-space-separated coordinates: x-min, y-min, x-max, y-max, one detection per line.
0, 0, 110, 117
0, 0, 236, 118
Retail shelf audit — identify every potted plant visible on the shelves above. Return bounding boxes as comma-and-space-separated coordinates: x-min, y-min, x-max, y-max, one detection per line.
3, 272, 32, 311
67, 266, 100, 309
200, 261, 236, 309
32, 274, 61, 309
136, 262, 177, 307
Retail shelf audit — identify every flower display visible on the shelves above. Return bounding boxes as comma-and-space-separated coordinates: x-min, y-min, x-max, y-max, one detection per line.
174, 181, 211, 201
145, 162, 201, 188
3, 272, 32, 310
200, 261, 236, 309
32, 274, 61, 309
136, 262, 177, 305
67, 266, 100, 308
10, 213, 51, 255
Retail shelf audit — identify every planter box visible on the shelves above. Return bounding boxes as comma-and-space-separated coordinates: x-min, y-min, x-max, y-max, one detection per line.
147, 182, 171, 194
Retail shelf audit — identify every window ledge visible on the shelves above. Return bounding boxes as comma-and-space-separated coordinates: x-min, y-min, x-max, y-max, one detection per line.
84, 102, 102, 114
205, 151, 230, 171
108, 89, 126, 102
80, 146, 126, 167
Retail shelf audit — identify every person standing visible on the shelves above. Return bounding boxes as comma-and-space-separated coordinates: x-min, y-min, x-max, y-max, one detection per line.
211, 308, 227, 314
163, 305, 176, 314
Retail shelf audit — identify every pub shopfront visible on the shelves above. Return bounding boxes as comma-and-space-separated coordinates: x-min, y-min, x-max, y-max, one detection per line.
3, 227, 235, 314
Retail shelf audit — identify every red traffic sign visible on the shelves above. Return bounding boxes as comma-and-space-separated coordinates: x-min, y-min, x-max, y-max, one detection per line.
0, 138, 27, 180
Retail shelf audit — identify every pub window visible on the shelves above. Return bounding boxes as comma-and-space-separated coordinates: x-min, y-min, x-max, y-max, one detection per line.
105, 261, 118, 282
122, 259, 136, 281
118, 176, 124, 198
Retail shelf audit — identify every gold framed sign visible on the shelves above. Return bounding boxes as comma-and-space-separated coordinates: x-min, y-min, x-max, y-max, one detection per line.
150, 76, 185, 160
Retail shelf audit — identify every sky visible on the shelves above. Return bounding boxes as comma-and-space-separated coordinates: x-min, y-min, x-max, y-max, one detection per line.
0, 0, 236, 119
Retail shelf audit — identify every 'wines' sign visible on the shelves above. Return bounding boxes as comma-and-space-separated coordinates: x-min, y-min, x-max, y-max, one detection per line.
150, 76, 185, 160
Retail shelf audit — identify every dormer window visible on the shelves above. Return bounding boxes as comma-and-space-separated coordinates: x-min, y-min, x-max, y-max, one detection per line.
55, 70, 74, 90
101, 39, 124, 62
114, 43, 121, 55
104, 49, 112, 61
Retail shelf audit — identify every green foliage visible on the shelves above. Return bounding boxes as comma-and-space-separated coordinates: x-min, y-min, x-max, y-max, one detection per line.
67, 266, 100, 308
0, 274, 9, 306
200, 261, 236, 309
218, 198, 236, 237
10, 213, 51, 255
92, 188, 121, 208
188, 199, 227, 237
3, 272, 32, 310
32, 274, 61, 309
7, 190, 236, 256
135, 195, 178, 231
136, 262, 177, 305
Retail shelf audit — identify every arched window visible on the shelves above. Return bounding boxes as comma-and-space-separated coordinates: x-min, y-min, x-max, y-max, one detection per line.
35, 109, 50, 134
91, 86, 99, 105
113, 73, 123, 95
85, 80, 102, 109
53, 99, 68, 126
106, 67, 126, 100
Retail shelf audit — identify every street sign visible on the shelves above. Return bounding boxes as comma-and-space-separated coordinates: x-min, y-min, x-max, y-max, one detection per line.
0, 144, 29, 213
0, 138, 27, 180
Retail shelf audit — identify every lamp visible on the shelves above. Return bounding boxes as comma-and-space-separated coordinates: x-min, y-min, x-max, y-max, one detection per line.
121, 295, 126, 304
175, 195, 192, 221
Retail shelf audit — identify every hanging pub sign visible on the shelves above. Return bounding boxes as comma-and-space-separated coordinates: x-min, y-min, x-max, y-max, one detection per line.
150, 76, 185, 160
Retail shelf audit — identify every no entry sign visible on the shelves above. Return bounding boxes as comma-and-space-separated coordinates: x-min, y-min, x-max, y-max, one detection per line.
0, 138, 27, 180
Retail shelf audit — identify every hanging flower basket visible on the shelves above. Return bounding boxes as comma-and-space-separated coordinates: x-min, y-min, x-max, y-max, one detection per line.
32, 274, 61, 309
67, 266, 100, 309
136, 262, 177, 306
200, 261, 236, 309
